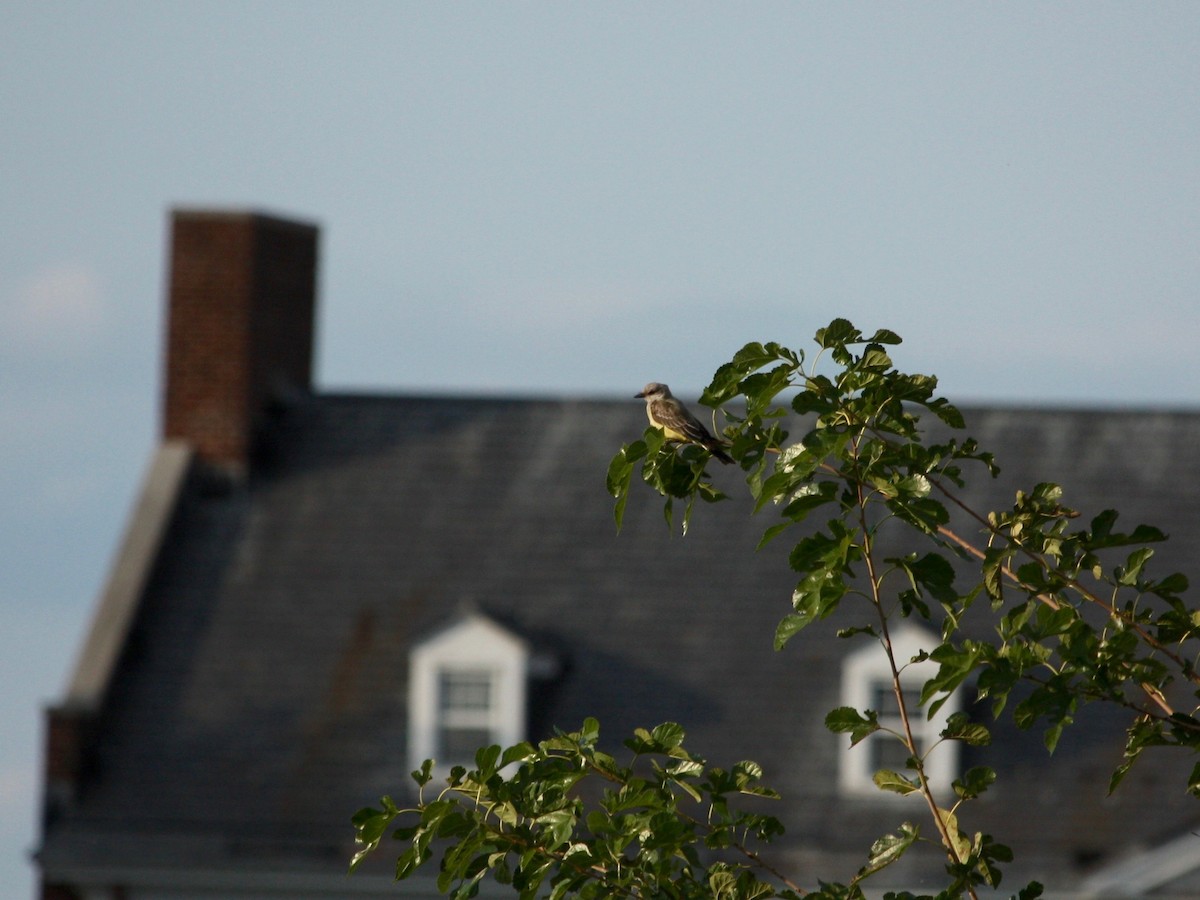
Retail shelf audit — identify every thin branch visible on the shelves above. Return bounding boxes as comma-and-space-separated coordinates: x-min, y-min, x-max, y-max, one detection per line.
927, 478, 1193, 721
848, 437, 980, 900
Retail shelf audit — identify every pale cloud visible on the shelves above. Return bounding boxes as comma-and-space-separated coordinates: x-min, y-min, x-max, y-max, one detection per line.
0, 763, 36, 896
34, 470, 114, 512
3, 263, 108, 356
0, 765, 33, 820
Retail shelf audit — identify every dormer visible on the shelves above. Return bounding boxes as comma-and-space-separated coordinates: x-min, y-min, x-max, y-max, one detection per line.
837, 623, 961, 797
408, 612, 530, 776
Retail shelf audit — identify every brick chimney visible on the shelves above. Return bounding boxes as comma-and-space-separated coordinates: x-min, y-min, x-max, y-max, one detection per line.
162, 209, 318, 473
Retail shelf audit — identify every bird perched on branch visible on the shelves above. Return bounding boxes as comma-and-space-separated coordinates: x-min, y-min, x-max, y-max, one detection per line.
635, 382, 733, 464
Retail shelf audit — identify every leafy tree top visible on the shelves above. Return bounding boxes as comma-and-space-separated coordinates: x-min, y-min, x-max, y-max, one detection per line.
355, 320, 1199, 899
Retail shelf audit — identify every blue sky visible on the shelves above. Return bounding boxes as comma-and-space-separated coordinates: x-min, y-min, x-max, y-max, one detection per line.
2, 3, 1198, 894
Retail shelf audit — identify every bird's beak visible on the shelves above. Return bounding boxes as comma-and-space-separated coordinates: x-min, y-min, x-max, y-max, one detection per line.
635, 392, 645, 399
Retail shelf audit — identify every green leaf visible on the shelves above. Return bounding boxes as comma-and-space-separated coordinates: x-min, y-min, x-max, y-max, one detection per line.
779, 576, 849, 648
651, 721, 687, 750
792, 380, 837, 416
755, 455, 822, 513
857, 822, 918, 880
1150, 571, 1189, 598
952, 766, 997, 800
923, 395, 965, 429
825, 707, 880, 746
606, 441, 646, 531
815, 318, 863, 349
410, 758, 434, 787
536, 809, 578, 850
702, 341, 802, 407
708, 870, 738, 897
774, 613, 810, 649
1110, 716, 1167, 794
982, 546, 1007, 603
922, 642, 985, 709
860, 344, 893, 370
349, 795, 401, 872
501, 742, 536, 768
625, 721, 689, 755
873, 769, 920, 795
1088, 508, 1119, 543
788, 526, 858, 576
887, 496, 949, 534
779, 480, 840, 523
756, 520, 793, 551
866, 327, 903, 345
1114, 547, 1155, 585
891, 552, 958, 605
475, 743, 501, 774
1088, 510, 1167, 548
580, 717, 601, 744
935, 806, 971, 863
941, 713, 991, 747
1012, 686, 1080, 758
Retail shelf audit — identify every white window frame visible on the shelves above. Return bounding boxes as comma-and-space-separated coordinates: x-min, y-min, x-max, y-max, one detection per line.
838, 623, 961, 797
409, 613, 528, 776
436, 668, 501, 764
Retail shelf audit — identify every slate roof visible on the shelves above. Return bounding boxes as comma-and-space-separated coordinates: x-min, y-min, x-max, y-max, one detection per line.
39, 393, 1200, 894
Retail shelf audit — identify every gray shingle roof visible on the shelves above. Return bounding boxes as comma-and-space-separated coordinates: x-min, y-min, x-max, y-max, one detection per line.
40, 394, 1200, 891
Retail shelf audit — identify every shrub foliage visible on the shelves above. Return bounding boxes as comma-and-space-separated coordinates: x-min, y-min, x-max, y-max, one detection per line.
353, 320, 1199, 898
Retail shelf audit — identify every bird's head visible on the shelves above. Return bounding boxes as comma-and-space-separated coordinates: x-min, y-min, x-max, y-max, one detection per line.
636, 382, 670, 400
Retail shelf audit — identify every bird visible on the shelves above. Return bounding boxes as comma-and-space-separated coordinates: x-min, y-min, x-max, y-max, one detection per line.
635, 382, 733, 464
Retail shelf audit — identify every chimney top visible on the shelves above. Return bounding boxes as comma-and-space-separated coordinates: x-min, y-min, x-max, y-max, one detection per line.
162, 209, 319, 473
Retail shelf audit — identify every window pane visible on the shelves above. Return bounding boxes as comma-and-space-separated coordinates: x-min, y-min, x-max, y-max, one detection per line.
869, 734, 924, 773
439, 727, 493, 764
439, 670, 492, 712
871, 682, 922, 718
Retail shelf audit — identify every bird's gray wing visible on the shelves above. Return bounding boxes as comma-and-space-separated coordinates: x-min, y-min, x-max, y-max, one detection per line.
659, 399, 716, 443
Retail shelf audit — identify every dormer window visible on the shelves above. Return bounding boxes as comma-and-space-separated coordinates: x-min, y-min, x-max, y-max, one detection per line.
437, 668, 499, 762
409, 613, 529, 775
838, 623, 961, 797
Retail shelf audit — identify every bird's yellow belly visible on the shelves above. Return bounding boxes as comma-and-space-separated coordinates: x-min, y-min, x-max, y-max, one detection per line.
646, 409, 688, 443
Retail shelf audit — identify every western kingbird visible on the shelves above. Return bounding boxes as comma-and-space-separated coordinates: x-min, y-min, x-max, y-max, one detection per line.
635, 382, 733, 464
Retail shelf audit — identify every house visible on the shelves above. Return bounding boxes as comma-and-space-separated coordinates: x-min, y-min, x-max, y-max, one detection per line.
36, 210, 1200, 898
